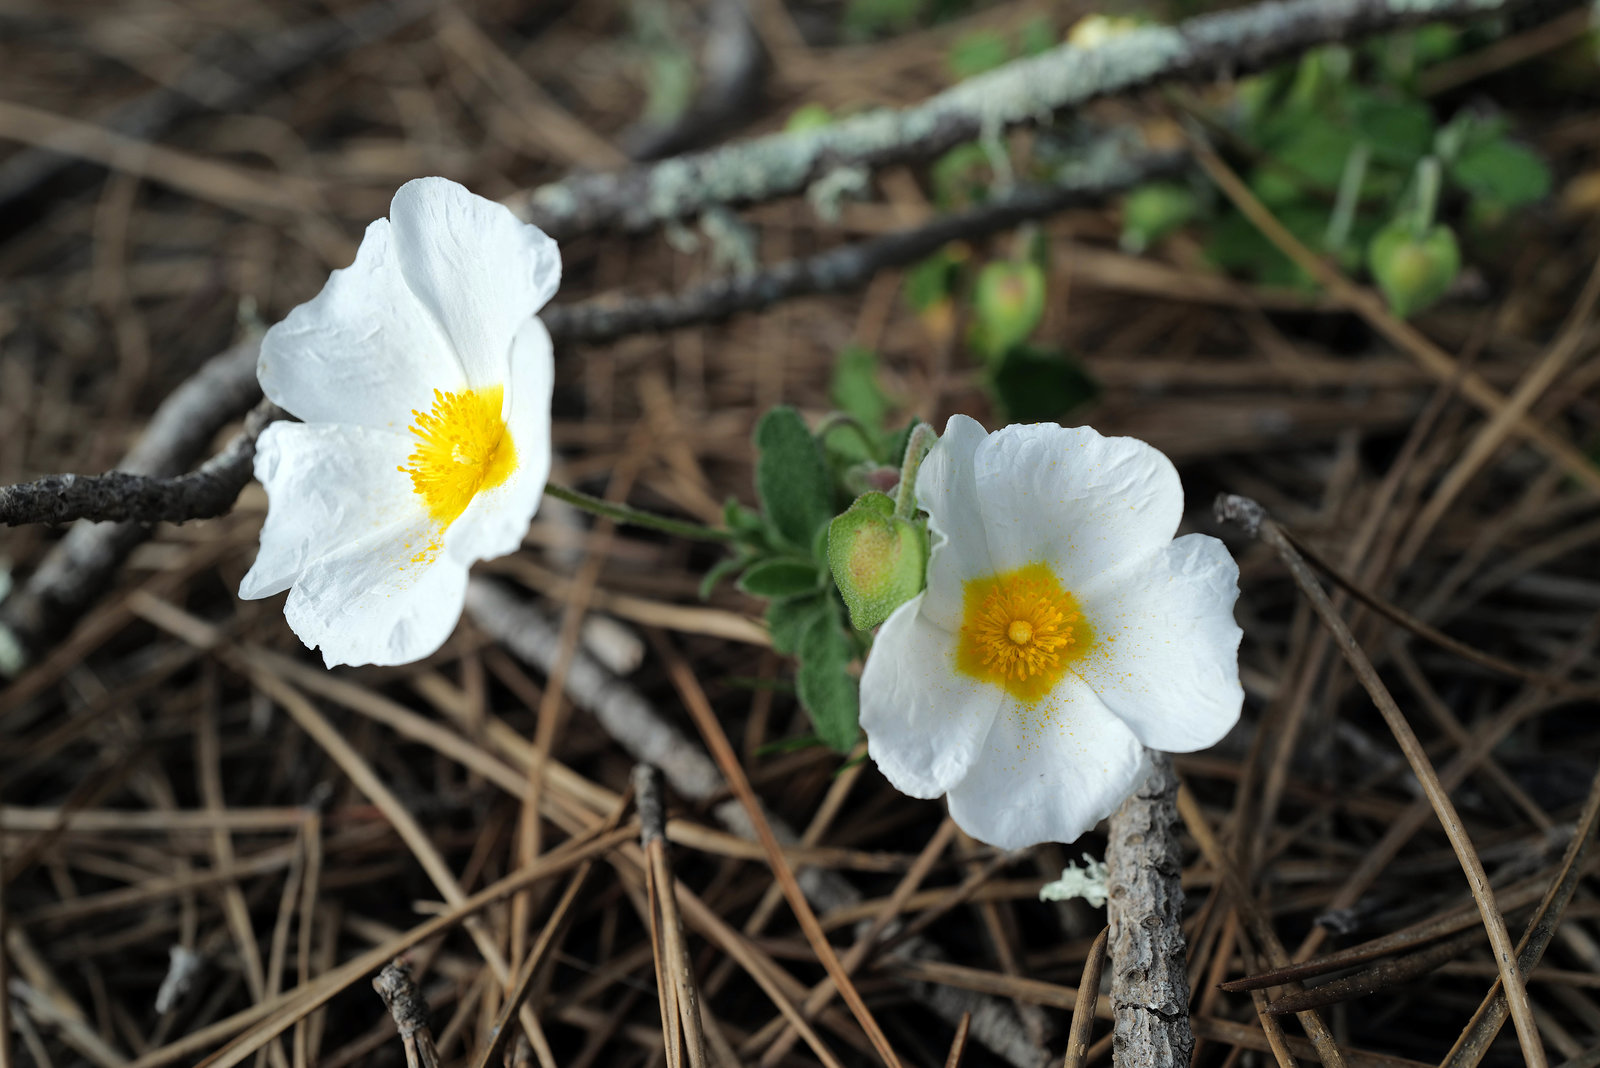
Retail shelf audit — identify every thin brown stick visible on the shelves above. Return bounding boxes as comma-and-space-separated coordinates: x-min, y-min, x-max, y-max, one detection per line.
1215, 494, 1547, 1068
1262, 928, 1484, 1016
1062, 929, 1108, 1068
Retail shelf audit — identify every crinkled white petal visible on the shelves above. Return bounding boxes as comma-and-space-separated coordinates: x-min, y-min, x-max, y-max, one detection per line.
860, 593, 1003, 798
444, 318, 555, 567
915, 414, 996, 629
972, 423, 1183, 590
258, 219, 461, 432
283, 521, 470, 668
945, 676, 1148, 849
1074, 533, 1243, 752
391, 177, 561, 389
239, 422, 420, 599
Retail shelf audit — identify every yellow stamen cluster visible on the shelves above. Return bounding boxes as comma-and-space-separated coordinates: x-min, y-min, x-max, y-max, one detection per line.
956, 561, 1091, 703
400, 385, 516, 528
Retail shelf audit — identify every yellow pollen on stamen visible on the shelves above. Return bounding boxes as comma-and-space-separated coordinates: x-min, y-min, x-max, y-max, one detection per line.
398, 384, 516, 531
955, 561, 1093, 703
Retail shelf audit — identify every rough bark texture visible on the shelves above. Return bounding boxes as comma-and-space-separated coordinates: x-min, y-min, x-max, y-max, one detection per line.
1107, 753, 1193, 1068
508, 0, 1580, 239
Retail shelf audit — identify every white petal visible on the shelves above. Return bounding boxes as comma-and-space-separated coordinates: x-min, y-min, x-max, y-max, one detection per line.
945, 676, 1148, 849
1073, 534, 1243, 752
391, 177, 561, 389
258, 219, 462, 431
860, 594, 1004, 798
445, 318, 554, 566
239, 422, 421, 599
916, 414, 997, 629
972, 424, 1183, 590
283, 521, 470, 668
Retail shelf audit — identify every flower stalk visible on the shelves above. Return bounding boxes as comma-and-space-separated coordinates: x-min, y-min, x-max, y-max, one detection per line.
543, 483, 735, 543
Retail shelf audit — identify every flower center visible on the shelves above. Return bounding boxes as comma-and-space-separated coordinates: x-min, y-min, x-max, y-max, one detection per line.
399, 385, 516, 528
955, 561, 1093, 703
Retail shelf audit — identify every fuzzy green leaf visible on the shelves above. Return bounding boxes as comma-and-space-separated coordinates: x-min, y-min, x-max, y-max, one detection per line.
797, 611, 861, 752
755, 407, 834, 553
738, 559, 825, 599
766, 594, 829, 657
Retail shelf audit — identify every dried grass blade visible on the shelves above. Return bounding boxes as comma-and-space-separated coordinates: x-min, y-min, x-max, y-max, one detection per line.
1441, 760, 1600, 1068
1225, 503, 1546, 1068
653, 634, 904, 1068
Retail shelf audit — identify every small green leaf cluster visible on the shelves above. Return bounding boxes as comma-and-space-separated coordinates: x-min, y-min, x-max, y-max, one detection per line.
708, 358, 926, 754
1131, 28, 1552, 318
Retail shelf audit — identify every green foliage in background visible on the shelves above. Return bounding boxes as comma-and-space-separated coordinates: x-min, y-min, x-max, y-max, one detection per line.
1124, 29, 1553, 317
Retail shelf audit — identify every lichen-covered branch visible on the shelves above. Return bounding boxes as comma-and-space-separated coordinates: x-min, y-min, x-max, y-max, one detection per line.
1106, 753, 1193, 1068
0, 399, 282, 527
508, 0, 1574, 239
541, 136, 1182, 344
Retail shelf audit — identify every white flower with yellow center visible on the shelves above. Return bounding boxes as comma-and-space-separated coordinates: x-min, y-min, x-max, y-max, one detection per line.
239, 177, 558, 667
860, 416, 1243, 849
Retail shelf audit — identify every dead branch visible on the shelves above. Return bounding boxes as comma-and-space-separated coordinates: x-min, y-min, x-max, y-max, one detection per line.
1106, 753, 1193, 1068
509, 0, 1579, 238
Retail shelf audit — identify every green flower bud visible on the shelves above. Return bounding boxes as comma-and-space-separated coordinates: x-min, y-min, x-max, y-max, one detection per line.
1368, 221, 1460, 319
827, 492, 928, 630
972, 261, 1046, 360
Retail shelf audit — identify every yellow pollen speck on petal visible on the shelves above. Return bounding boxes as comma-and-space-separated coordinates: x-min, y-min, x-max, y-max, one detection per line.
399, 385, 516, 528
955, 561, 1094, 704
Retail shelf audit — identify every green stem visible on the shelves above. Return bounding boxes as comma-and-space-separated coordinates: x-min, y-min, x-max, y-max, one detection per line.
1411, 155, 1442, 237
542, 483, 735, 542
1325, 141, 1369, 253
893, 422, 939, 520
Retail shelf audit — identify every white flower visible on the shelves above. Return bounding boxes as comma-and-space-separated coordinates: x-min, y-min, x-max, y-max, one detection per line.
240, 177, 559, 667
860, 416, 1242, 849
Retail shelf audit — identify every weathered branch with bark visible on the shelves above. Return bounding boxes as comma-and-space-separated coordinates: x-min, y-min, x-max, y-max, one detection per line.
509, 0, 1575, 239
1106, 753, 1193, 1068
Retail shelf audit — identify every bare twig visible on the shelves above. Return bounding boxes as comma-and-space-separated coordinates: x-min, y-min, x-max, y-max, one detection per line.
0, 399, 282, 527
372, 960, 441, 1068
1106, 754, 1192, 1068
0, 338, 261, 665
